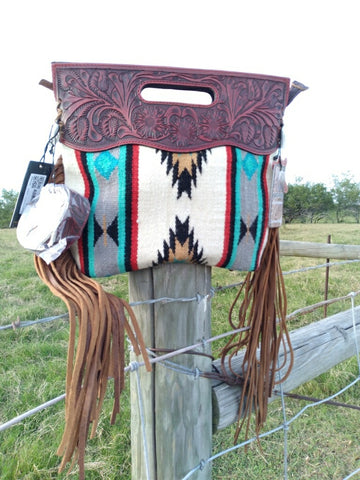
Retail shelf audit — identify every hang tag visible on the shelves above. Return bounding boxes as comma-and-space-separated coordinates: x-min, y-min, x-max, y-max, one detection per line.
268, 157, 287, 228
10, 161, 53, 228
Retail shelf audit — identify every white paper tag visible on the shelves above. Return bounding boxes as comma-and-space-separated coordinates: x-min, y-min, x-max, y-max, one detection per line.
19, 173, 48, 214
10, 161, 53, 227
269, 158, 287, 228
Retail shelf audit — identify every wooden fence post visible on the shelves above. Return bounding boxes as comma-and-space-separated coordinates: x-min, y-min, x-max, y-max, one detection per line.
129, 263, 212, 480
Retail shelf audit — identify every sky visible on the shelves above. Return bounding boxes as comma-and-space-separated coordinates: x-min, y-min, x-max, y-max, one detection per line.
1, 0, 359, 193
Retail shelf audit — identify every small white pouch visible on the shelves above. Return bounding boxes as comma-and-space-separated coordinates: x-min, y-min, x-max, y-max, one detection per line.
17, 183, 90, 263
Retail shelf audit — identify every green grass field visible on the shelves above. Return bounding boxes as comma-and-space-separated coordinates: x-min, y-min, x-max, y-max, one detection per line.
1, 224, 360, 479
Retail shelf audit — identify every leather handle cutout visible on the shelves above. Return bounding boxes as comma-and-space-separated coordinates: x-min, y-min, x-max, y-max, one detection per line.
141, 84, 214, 106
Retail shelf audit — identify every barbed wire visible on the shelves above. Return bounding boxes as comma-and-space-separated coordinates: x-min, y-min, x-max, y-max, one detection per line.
1, 260, 360, 478
180, 292, 360, 480
1, 258, 359, 332
0, 313, 68, 331
1, 291, 360, 478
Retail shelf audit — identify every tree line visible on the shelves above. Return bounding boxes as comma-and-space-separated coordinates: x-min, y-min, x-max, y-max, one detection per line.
0, 189, 18, 229
284, 173, 360, 223
0, 173, 359, 228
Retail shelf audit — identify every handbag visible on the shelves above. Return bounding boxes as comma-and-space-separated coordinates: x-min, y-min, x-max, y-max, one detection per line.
34, 63, 305, 477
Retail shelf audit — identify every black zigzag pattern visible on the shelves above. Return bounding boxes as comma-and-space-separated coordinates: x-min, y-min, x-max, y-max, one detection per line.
155, 216, 205, 265
160, 150, 208, 199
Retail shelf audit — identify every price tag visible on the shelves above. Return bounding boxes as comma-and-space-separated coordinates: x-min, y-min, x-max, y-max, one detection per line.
268, 158, 287, 228
10, 161, 53, 228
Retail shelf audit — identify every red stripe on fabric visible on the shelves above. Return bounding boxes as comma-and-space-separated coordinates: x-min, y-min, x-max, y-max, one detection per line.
75, 150, 89, 274
217, 146, 233, 267
130, 145, 139, 270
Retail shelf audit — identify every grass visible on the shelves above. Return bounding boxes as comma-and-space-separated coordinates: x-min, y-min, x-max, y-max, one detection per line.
1, 225, 360, 479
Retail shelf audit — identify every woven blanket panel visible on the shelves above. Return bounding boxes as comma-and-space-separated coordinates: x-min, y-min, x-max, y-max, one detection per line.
60, 144, 270, 277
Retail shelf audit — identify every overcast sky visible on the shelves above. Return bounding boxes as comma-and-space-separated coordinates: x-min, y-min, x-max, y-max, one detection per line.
1, 0, 359, 192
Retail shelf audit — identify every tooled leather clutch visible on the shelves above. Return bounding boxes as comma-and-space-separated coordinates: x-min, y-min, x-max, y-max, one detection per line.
52, 63, 290, 156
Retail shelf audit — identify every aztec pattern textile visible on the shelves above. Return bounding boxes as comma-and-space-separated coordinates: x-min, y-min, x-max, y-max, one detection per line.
59, 143, 271, 277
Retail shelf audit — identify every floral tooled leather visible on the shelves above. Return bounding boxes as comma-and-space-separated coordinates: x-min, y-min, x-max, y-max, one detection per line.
52, 63, 290, 155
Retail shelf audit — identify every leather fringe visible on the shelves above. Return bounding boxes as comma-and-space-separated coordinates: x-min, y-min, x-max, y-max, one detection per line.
37, 157, 292, 473
34, 253, 151, 478
220, 227, 293, 442
34, 158, 151, 479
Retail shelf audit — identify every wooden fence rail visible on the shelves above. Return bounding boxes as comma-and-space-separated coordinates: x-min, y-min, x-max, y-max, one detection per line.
212, 305, 360, 431
280, 240, 360, 259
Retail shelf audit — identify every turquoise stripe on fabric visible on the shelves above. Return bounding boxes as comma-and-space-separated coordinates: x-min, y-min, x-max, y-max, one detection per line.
250, 155, 266, 270
117, 146, 127, 273
224, 148, 242, 270
86, 153, 99, 278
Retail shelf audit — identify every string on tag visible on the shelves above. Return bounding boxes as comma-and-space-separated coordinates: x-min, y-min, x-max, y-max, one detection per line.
40, 124, 59, 166
39, 124, 60, 187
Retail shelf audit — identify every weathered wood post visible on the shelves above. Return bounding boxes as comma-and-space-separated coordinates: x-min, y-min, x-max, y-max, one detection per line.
324, 234, 332, 317
129, 263, 212, 480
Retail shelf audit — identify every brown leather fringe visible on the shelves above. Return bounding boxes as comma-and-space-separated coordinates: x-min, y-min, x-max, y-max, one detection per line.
34, 158, 151, 479
220, 227, 293, 443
